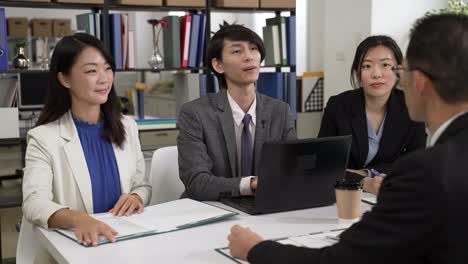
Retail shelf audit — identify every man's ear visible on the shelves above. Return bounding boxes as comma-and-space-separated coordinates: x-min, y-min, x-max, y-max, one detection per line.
413, 70, 429, 96
212, 58, 224, 74
57, 72, 71, 89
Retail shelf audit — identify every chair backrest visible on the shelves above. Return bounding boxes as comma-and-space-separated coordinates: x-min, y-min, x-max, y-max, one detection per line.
16, 217, 39, 264
149, 146, 184, 205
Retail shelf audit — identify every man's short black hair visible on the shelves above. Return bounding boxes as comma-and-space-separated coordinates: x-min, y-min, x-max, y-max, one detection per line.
407, 14, 468, 103
206, 24, 265, 89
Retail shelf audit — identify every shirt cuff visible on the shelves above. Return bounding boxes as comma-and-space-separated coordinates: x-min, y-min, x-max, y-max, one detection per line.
239, 176, 254, 196
367, 169, 372, 177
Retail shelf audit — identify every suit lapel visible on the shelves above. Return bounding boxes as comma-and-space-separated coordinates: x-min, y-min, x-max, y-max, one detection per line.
61, 112, 94, 214
253, 93, 269, 176
350, 89, 368, 167
436, 112, 468, 145
113, 143, 130, 194
373, 90, 407, 161
214, 89, 238, 178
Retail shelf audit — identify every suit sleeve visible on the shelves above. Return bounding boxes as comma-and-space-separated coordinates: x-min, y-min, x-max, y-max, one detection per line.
318, 96, 339, 138
282, 103, 297, 140
248, 154, 443, 264
22, 131, 67, 229
127, 119, 152, 206
177, 104, 242, 201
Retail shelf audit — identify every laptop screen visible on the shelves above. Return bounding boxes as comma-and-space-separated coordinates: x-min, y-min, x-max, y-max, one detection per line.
255, 135, 352, 213
18, 72, 49, 110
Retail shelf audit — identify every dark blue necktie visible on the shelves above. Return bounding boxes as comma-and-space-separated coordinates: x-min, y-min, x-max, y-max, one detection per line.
241, 114, 253, 176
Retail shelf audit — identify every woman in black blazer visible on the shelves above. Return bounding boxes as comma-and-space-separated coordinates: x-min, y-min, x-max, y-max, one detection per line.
319, 36, 426, 194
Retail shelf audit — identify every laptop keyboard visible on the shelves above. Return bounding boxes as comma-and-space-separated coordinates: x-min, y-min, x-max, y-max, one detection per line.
223, 197, 257, 214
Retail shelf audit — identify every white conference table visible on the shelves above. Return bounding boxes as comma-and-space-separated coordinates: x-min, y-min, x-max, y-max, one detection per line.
35, 202, 372, 264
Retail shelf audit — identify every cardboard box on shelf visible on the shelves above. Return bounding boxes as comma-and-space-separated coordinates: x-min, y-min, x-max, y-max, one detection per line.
115, 0, 162, 5
52, 19, 71, 37
260, 0, 295, 9
54, 0, 104, 3
164, 0, 204, 7
31, 19, 52, 38
7, 18, 28, 39
213, 0, 259, 8
14, 0, 50, 2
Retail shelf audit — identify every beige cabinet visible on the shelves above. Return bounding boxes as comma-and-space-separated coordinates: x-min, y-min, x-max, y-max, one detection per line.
144, 94, 176, 118
139, 129, 178, 151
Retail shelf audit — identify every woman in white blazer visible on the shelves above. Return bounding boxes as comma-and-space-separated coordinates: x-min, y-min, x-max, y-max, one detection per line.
19, 33, 151, 262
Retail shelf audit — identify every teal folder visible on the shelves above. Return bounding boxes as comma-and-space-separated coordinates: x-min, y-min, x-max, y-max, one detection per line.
55, 199, 238, 247
215, 228, 347, 263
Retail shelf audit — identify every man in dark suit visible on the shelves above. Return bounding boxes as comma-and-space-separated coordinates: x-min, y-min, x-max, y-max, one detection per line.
227, 14, 468, 264
177, 24, 296, 201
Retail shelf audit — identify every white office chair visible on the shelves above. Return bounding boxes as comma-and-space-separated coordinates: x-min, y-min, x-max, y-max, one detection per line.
149, 146, 185, 205
16, 217, 39, 264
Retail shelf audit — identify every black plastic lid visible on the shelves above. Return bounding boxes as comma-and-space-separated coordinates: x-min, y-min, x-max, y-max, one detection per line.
334, 179, 362, 190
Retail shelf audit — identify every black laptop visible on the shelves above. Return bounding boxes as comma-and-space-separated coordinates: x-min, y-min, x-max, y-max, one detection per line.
220, 135, 352, 215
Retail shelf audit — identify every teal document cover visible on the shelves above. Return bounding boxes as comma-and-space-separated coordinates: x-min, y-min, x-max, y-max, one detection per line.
56, 198, 238, 247
215, 229, 345, 263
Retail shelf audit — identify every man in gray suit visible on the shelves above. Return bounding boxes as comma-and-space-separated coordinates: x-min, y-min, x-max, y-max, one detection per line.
177, 24, 296, 201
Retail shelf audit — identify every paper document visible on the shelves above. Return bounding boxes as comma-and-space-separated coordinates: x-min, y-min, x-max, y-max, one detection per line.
216, 229, 345, 263
362, 192, 377, 205
57, 199, 237, 246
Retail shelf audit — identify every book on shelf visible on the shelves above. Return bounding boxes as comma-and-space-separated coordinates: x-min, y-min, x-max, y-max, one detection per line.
256, 72, 284, 101
56, 198, 238, 247
216, 229, 345, 264
286, 71, 297, 117
256, 72, 297, 117
262, 25, 281, 65
163, 16, 181, 69
199, 73, 219, 97
0, 8, 8, 71
266, 16, 287, 65
187, 13, 201, 68
76, 13, 95, 37
121, 14, 129, 69
285, 16, 296, 65
109, 14, 123, 70
135, 82, 145, 119
180, 15, 192, 68
95, 13, 101, 40
127, 31, 135, 69
196, 13, 206, 67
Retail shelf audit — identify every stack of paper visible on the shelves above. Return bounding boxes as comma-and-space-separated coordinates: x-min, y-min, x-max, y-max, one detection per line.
57, 199, 237, 246
216, 229, 344, 264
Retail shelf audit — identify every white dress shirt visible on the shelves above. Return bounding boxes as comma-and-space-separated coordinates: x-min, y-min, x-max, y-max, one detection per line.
227, 91, 256, 196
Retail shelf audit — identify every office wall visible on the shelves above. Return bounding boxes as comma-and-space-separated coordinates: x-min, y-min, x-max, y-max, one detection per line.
323, 0, 372, 105
323, 0, 448, 105
304, 0, 325, 72
371, 0, 447, 53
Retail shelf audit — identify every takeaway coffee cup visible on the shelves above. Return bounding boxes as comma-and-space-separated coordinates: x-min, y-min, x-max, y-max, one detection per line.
334, 179, 362, 220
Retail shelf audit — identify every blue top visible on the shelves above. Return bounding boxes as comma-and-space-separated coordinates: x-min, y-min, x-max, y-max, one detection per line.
364, 114, 386, 167
74, 117, 122, 213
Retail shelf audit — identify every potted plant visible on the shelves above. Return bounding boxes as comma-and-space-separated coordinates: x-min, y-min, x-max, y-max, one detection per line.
428, 0, 468, 15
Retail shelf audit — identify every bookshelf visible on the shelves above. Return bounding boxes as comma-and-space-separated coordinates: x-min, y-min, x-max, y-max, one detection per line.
0, 0, 297, 132
1, 0, 295, 72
